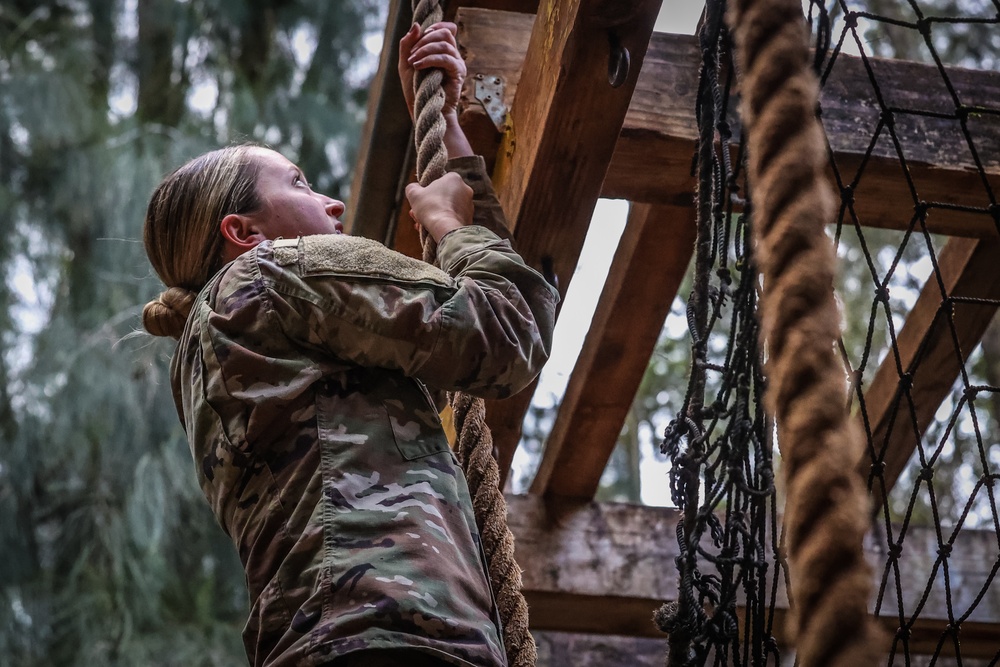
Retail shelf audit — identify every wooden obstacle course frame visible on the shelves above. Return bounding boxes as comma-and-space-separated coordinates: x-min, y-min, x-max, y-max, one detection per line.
347, 1, 1000, 658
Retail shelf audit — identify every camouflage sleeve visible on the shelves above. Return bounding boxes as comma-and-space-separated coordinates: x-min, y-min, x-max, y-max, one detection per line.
255, 224, 558, 399
445, 155, 511, 241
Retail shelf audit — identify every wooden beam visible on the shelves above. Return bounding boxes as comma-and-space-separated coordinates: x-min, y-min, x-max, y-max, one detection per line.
458, 0, 664, 481
859, 236, 1000, 504
458, 12, 1000, 237
487, 389, 535, 490
509, 494, 1000, 658
345, 0, 413, 243
531, 631, 669, 667
347, 0, 544, 244
445, 0, 538, 20
530, 203, 696, 498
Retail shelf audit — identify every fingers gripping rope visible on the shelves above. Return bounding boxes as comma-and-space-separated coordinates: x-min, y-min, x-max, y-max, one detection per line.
409, 2, 537, 665
726, 1, 885, 666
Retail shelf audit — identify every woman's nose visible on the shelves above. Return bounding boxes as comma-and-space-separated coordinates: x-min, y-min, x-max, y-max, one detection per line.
325, 199, 345, 218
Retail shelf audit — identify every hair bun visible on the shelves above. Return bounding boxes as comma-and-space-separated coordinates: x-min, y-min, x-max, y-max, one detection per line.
142, 287, 197, 339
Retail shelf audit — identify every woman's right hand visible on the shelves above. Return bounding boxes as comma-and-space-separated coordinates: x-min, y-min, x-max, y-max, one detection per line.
405, 172, 474, 243
398, 22, 465, 121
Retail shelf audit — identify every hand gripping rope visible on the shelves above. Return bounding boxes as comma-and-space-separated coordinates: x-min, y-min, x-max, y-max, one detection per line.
409, 1, 536, 665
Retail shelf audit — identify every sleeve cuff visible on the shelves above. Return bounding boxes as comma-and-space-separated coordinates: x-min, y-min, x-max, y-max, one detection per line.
435, 225, 506, 273
446, 155, 492, 197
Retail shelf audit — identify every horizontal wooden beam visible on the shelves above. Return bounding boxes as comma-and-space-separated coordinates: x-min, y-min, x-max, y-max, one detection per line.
509, 494, 1000, 658
859, 236, 1000, 506
530, 203, 696, 498
458, 11, 1000, 238
445, 0, 538, 20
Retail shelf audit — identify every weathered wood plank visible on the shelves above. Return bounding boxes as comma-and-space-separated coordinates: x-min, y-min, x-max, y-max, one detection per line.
344, 0, 413, 243
445, 0, 539, 20
458, 12, 1000, 237
859, 237, 1000, 505
347, 0, 543, 244
533, 631, 667, 667
530, 204, 697, 498
509, 494, 1000, 658
459, 0, 664, 481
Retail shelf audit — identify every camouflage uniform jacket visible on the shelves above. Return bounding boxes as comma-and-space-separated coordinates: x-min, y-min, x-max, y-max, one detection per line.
170, 156, 558, 667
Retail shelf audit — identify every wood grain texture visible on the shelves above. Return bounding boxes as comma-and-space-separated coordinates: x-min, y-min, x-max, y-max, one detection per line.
344, 0, 413, 242
459, 12, 1000, 236
508, 494, 1000, 657
530, 204, 697, 498
459, 0, 664, 481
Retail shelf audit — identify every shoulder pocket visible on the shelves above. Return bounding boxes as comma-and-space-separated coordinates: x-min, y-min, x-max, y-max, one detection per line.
300, 235, 452, 287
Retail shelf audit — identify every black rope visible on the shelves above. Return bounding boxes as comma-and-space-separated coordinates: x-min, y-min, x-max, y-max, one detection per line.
657, 1, 777, 665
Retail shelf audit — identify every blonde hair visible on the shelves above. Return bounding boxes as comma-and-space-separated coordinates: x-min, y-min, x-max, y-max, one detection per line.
142, 145, 263, 339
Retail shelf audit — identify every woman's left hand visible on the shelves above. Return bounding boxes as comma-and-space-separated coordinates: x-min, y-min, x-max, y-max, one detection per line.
398, 22, 466, 120
405, 172, 473, 242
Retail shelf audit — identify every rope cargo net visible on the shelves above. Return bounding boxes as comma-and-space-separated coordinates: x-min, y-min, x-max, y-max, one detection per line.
658, 0, 1000, 665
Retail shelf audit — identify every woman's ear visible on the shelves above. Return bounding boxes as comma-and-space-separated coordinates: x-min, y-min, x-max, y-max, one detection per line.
220, 213, 266, 261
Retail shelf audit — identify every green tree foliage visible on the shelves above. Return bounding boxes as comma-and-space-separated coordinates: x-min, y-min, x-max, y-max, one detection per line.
0, 1, 380, 664
856, 0, 1000, 68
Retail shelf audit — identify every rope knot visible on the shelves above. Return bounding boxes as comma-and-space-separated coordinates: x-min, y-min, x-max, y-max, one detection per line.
840, 184, 855, 205
938, 543, 954, 559
654, 601, 682, 634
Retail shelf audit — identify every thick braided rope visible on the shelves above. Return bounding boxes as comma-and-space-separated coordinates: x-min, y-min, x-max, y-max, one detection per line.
412, 0, 448, 191
726, 1, 885, 665
410, 2, 536, 665
451, 393, 536, 667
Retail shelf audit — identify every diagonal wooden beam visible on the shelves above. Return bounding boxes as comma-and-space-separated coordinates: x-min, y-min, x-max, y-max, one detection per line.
344, 0, 413, 242
859, 236, 1000, 506
530, 203, 696, 498
458, 0, 664, 482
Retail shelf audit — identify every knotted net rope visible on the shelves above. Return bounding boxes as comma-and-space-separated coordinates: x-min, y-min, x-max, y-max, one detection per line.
409, 2, 536, 665
727, 0, 885, 663
660, 0, 1000, 664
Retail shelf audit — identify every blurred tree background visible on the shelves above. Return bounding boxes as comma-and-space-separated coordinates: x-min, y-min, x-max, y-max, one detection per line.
0, 0, 381, 664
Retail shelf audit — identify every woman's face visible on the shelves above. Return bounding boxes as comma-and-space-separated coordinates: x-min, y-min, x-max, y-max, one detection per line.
248, 148, 345, 238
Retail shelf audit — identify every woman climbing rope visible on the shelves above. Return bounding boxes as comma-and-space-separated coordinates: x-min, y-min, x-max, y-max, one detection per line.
141, 22, 556, 667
